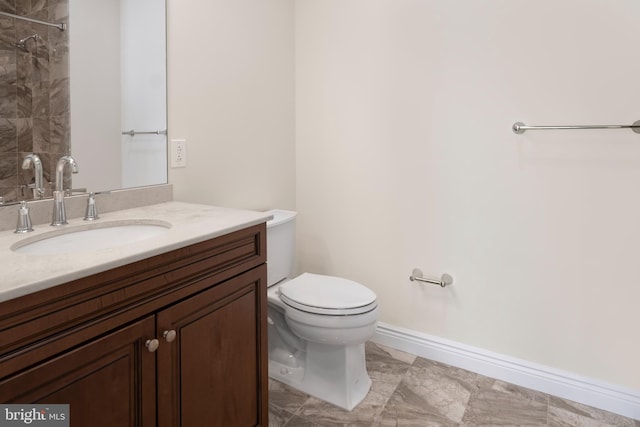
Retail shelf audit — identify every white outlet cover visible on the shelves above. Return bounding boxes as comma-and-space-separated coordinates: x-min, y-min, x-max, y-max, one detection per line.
171, 139, 186, 168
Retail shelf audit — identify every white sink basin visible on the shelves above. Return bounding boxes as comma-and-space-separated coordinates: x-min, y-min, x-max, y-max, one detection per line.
11, 220, 171, 255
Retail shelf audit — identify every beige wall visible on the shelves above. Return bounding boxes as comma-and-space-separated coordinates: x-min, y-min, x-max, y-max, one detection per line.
295, 0, 640, 390
167, 0, 295, 211
167, 0, 640, 391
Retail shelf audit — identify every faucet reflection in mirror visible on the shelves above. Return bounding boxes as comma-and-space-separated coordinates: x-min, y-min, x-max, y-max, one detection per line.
51, 155, 78, 226
0, 0, 70, 204
21, 153, 44, 199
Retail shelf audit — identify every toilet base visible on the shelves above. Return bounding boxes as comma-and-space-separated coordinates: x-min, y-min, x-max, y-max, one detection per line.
269, 341, 372, 411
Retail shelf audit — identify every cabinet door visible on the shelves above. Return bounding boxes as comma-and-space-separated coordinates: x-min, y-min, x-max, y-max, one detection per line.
0, 316, 157, 427
157, 265, 268, 427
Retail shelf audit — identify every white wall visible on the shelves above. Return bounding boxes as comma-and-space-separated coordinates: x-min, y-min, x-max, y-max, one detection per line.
167, 0, 295, 211
120, 0, 167, 188
296, 0, 640, 391
70, 0, 121, 191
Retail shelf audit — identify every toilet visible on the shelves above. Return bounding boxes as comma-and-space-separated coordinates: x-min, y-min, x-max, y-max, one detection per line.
265, 209, 379, 410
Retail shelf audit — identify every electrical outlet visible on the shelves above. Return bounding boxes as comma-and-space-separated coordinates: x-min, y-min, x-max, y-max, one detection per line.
171, 139, 187, 168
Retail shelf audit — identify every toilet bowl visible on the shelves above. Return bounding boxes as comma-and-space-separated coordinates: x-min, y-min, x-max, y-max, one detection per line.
266, 210, 379, 410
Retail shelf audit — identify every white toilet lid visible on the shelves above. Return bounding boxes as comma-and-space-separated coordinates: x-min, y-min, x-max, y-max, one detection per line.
279, 273, 377, 316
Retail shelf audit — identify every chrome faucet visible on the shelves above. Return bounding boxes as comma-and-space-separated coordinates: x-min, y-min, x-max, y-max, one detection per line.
15, 201, 34, 233
83, 192, 99, 221
21, 153, 45, 199
51, 156, 79, 226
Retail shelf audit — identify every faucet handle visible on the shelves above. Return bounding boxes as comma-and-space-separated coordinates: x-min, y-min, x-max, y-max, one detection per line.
15, 201, 34, 233
83, 192, 99, 221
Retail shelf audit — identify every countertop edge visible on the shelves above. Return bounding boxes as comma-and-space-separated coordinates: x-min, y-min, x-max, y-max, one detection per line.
0, 202, 273, 303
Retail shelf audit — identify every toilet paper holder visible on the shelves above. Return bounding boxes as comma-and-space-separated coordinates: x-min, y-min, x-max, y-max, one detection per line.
409, 268, 453, 288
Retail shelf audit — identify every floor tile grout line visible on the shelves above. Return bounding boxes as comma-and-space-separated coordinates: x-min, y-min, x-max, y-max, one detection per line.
545, 393, 550, 426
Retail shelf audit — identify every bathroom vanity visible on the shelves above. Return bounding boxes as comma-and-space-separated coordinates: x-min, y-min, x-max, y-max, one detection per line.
0, 202, 270, 426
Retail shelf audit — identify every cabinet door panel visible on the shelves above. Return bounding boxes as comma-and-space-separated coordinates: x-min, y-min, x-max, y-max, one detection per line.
0, 316, 156, 427
157, 266, 267, 427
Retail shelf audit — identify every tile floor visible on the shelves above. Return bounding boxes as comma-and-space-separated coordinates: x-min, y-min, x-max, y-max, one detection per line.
269, 342, 639, 426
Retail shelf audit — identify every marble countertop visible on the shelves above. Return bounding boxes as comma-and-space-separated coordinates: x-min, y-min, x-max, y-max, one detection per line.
0, 201, 272, 303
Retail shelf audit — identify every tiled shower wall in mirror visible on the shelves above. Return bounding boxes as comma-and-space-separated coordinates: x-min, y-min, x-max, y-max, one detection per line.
0, 0, 69, 204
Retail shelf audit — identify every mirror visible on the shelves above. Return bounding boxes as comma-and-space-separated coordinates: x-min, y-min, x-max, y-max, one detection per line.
0, 0, 167, 206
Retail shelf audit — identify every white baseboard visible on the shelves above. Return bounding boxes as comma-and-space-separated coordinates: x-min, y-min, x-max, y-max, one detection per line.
371, 322, 640, 421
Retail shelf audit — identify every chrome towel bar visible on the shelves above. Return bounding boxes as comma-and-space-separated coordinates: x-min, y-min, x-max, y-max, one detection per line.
122, 129, 168, 136
409, 268, 453, 288
513, 120, 640, 134
0, 11, 66, 31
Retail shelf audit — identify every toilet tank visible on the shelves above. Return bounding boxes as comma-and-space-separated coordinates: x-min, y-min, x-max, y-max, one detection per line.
265, 209, 297, 287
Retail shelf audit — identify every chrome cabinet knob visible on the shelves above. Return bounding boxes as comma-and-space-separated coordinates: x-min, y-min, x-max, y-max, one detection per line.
145, 338, 160, 352
163, 330, 177, 343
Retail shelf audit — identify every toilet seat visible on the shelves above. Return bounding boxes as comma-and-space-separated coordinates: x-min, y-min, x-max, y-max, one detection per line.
279, 273, 377, 316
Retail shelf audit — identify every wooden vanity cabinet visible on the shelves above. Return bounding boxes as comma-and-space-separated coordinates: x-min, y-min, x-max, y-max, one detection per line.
0, 316, 158, 426
157, 267, 264, 427
0, 223, 268, 427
